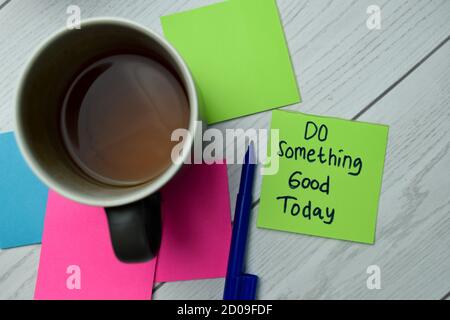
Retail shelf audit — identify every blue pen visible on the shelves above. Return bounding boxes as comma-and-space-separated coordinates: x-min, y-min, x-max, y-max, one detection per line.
223, 144, 258, 300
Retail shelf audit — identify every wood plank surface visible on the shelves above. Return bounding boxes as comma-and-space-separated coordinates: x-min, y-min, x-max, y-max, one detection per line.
0, 0, 448, 299
155, 39, 450, 299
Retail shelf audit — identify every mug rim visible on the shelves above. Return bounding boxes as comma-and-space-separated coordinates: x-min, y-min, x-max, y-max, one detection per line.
14, 17, 198, 207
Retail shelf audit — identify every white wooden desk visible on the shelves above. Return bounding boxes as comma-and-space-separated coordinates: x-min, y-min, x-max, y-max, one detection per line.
0, 0, 449, 300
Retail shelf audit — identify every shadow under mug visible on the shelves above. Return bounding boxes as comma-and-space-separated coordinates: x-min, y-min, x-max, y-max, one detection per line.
14, 18, 199, 263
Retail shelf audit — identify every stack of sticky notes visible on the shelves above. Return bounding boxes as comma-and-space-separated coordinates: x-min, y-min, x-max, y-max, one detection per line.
0, 0, 304, 300
1, 131, 233, 299
0, 0, 390, 301
161, 0, 301, 124
35, 163, 232, 300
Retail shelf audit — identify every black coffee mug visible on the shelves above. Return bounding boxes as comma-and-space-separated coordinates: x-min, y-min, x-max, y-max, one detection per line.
15, 18, 199, 262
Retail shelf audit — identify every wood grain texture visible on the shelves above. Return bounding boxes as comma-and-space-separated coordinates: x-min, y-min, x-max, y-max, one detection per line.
0, 245, 40, 299
0, 0, 449, 210
155, 40, 450, 300
209, 0, 450, 210
0, 0, 11, 10
0, 0, 449, 299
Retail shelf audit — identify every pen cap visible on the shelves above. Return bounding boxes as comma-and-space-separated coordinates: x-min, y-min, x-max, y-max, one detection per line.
237, 273, 258, 300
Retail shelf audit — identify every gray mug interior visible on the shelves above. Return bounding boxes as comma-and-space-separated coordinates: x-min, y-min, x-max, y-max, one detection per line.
16, 19, 195, 206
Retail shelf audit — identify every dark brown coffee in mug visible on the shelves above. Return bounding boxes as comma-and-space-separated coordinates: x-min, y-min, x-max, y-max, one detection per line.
61, 53, 190, 186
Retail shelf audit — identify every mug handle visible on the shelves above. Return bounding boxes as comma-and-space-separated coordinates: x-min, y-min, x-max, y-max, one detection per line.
105, 193, 162, 263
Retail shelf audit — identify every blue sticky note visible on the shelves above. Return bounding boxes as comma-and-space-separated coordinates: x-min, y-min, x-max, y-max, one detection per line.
0, 132, 48, 249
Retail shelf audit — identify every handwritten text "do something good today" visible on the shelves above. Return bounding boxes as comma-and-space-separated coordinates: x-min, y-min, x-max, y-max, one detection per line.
276, 121, 364, 225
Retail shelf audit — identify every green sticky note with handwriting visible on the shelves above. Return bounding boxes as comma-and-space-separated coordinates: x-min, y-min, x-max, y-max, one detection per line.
161, 0, 300, 124
257, 110, 389, 244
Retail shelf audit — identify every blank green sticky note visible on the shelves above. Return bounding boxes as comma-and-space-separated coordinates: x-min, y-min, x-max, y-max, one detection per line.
257, 110, 389, 244
161, 0, 301, 124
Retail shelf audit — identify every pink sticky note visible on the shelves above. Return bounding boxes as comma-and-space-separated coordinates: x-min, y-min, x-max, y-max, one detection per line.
34, 191, 156, 300
156, 163, 232, 282
35, 163, 231, 299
